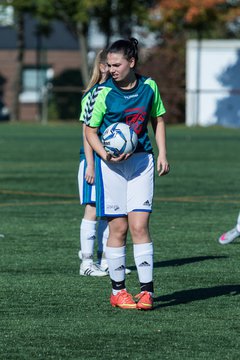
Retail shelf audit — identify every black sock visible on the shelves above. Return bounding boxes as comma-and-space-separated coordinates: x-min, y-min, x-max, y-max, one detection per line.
140, 281, 154, 293
111, 280, 125, 291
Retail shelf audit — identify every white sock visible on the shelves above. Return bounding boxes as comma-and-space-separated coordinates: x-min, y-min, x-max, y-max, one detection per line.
80, 219, 97, 266
112, 288, 126, 296
237, 212, 240, 232
134, 242, 153, 285
105, 246, 126, 283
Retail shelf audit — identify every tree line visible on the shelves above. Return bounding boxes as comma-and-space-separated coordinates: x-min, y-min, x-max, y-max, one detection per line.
1, 0, 240, 122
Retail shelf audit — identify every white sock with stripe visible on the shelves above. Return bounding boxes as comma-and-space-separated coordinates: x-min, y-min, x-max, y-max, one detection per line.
134, 242, 153, 286
80, 219, 97, 266
105, 246, 126, 294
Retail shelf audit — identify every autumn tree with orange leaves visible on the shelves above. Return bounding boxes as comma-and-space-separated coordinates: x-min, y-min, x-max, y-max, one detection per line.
154, 0, 240, 37
140, 0, 240, 123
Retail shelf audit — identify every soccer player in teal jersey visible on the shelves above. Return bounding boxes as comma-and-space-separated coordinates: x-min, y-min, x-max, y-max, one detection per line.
78, 50, 132, 277
78, 50, 109, 277
85, 38, 170, 310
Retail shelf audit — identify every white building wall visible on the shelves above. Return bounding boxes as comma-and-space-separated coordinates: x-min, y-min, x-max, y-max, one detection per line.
186, 40, 240, 127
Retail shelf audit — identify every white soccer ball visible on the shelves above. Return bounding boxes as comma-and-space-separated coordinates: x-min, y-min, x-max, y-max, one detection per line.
102, 123, 138, 157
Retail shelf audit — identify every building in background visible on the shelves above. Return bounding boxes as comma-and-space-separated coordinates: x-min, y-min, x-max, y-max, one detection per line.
0, 11, 81, 121
0, 4, 161, 122
186, 40, 240, 128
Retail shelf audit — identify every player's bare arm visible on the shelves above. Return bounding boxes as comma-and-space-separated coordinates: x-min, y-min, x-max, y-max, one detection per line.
85, 125, 111, 161
152, 116, 170, 176
83, 124, 95, 184
85, 125, 132, 163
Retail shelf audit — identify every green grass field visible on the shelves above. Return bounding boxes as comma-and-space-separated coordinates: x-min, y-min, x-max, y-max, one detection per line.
0, 122, 239, 360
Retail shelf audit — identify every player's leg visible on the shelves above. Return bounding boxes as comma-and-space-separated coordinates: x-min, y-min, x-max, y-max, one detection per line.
96, 158, 135, 307
78, 161, 107, 276
97, 218, 109, 270
106, 216, 136, 309
80, 203, 96, 263
127, 153, 154, 309
79, 205, 107, 276
218, 211, 240, 245
97, 218, 131, 274
128, 212, 154, 310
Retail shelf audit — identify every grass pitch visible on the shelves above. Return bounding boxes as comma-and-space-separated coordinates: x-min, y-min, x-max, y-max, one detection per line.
0, 122, 239, 360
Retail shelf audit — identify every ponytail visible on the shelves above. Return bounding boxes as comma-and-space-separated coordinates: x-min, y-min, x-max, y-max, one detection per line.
107, 37, 139, 65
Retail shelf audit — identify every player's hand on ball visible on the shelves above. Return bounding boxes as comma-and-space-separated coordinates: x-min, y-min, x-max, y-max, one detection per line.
109, 153, 127, 162
105, 152, 112, 161
102, 123, 138, 159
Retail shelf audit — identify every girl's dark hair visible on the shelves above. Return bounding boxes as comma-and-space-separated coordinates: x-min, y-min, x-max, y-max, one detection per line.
107, 37, 139, 65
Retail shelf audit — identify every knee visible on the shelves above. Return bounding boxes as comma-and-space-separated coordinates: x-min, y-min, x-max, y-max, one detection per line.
109, 219, 128, 241
84, 204, 96, 221
111, 222, 128, 238
130, 222, 148, 239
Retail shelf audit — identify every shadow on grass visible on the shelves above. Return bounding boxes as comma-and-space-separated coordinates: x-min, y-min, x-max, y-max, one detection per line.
128, 255, 228, 271
154, 255, 228, 268
153, 284, 240, 309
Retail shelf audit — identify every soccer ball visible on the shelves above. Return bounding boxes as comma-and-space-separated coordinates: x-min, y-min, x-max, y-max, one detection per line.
101, 123, 138, 157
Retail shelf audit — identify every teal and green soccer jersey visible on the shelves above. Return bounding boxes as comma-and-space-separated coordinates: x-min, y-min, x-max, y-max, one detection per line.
84, 75, 166, 153
79, 84, 99, 161
79, 84, 99, 122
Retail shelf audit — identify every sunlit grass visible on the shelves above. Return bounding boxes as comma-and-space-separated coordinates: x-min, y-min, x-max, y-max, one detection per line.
0, 122, 239, 359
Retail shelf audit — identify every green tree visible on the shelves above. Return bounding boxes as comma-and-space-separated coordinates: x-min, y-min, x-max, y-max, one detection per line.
35, 0, 150, 84
0, 0, 156, 120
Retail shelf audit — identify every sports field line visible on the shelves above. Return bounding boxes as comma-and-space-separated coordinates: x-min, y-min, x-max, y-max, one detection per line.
155, 195, 240, 203
0, 189, 77, 198
0, 189, 239, 207
0, 200, 79, 207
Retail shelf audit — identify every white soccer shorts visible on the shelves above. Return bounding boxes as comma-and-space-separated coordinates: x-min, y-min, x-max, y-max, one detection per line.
78, 160, 96, 205
95, 152, 154, 217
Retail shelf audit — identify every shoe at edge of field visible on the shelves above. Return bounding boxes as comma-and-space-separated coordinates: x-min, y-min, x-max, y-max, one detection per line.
218, 227, 240, 245
110, 290, 136, 309
80, 263, 108, 277
135, 291, 153, 310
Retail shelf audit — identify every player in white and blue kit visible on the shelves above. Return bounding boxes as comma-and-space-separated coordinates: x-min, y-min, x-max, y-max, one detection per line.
79, 50, 131, 277
78, 50, 109, 276
85, 38, 170, 309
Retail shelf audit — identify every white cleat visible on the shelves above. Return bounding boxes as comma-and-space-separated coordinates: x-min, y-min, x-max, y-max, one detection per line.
218, 227, 240, 245
80, 263, 108, 277
125, 267, 132, 275
79, 251, 131, 275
